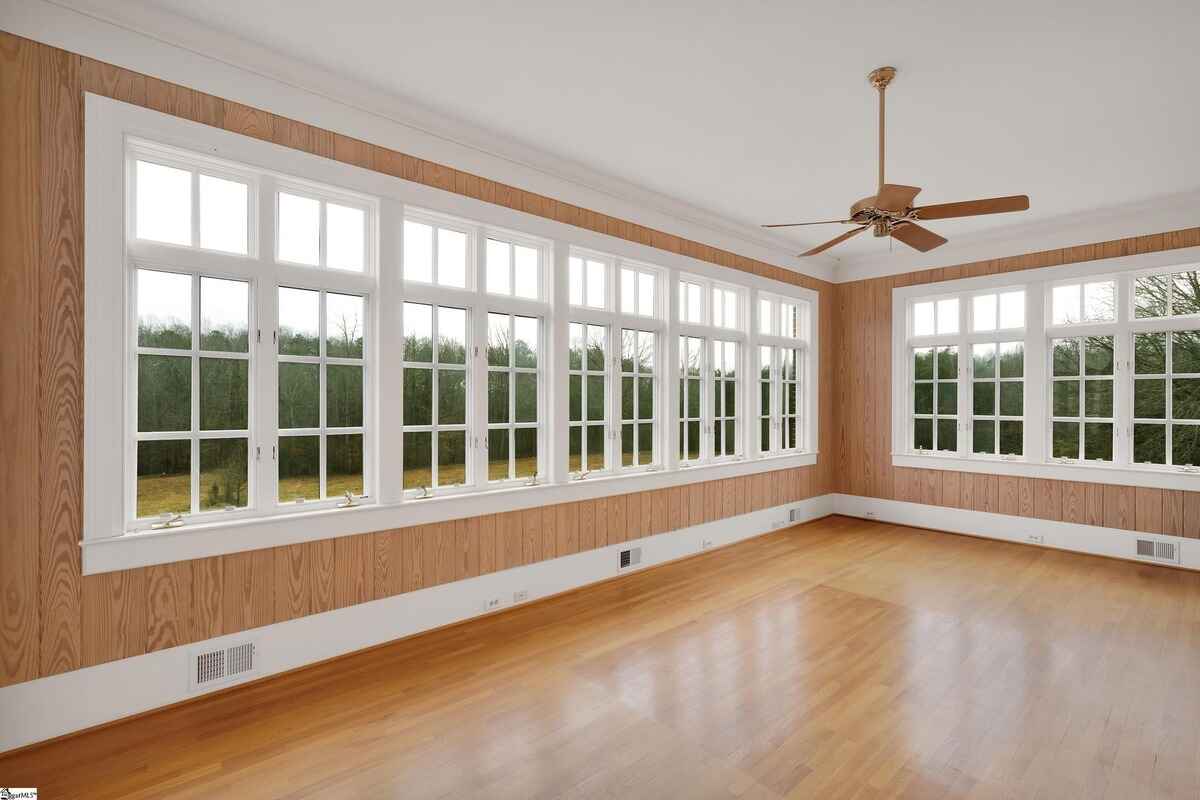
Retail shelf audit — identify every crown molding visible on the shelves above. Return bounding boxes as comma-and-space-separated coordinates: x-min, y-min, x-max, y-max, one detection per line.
2, 0, 838, 282
831, 190, 1200, 283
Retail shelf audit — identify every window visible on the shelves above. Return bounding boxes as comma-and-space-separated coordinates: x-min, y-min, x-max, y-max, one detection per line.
1132, 330, 1200, 466
569, 255, 608, 308
620, 266, 657, 317
89, 101, 821, 569
569, 323, 609, 473
400, 303, 469, 491
135, 269, 251, 518
621, 330, 657, 466
971, 342, 1024, 455
486, 236, 541, 299
276, 188, 369, 272
133, 156, 252, 255
277, 287, 367, 501
912, 345, 958, 453
402, 219, 468, 288
894, 256, 1200, 487
711, 340, 740, 458
678, 335, 704, 462
487, 313, 541, 481
678, 279, 704, 324
1134, 269, 1199, 318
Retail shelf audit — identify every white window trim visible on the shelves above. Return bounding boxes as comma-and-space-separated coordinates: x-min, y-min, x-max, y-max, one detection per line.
83, 93, 818, 575
891, 246, 1200, 490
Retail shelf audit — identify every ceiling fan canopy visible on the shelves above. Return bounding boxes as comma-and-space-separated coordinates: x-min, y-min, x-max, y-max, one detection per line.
763, 66, 1030, 257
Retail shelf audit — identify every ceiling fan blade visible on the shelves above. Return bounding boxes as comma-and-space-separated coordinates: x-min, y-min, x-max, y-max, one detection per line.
874, 184, 922, 211
800, 225, 869, 256
762, 219, 853, 228
891, 222, 948, 252
913, 194, 1030, 221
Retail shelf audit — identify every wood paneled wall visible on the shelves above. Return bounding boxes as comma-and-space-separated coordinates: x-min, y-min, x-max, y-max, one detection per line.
832, 229, 1200, 538
0, 31, 834, 688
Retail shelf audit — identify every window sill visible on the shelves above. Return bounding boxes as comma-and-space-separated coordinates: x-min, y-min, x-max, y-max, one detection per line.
81, 451, 819, 575
892, 451, 1199, 490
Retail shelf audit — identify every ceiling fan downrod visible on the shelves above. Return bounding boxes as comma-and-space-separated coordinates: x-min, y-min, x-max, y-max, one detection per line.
868, 66, 896, 235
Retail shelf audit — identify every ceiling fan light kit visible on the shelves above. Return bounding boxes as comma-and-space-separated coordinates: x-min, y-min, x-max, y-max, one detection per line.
763, 66, 1030, 257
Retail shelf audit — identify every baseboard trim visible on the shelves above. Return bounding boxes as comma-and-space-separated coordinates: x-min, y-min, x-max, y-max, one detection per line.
830, 494, 1199, 571
0, 495, 834, 754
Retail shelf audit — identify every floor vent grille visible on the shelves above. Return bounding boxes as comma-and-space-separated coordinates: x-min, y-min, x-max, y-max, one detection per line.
1135, 538, 1180, 564
192, 641, 257, 691
789, 508, 804, 523
619, 547, 642, 569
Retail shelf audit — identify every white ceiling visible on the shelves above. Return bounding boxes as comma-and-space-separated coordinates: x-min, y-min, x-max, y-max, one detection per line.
111, 0, 1200, 269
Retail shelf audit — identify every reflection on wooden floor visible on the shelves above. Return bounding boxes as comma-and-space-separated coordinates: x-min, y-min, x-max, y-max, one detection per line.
4, 515, 1200, 798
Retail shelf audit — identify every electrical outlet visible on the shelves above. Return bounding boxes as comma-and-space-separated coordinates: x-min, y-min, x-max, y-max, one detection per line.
700, 538, 714, 551
513, 590, 529, 603
483, 596, 504, 612
864, 511, 878, 520
1026, 534, 1045, 545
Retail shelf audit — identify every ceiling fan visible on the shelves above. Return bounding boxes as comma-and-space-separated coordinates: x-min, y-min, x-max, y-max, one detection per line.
764, 66, 1030, 257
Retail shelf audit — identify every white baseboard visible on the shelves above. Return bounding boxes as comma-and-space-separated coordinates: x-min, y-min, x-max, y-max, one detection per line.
831, 494, 1199, 571
0, 495, 833, 753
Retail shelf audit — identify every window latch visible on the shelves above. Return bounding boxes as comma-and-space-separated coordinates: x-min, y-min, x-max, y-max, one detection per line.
1178, 465, 1200, 474
526, 475, 539, 486
415, 485, 432, 499
574, 471, 589, 481
336, 490, 358, 508
150, 513, 185, 531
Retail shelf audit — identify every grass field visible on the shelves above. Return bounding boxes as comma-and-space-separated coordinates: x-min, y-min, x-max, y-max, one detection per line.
137, 472, 365, 517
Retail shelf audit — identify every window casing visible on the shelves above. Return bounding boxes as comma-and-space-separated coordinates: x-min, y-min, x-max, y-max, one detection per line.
893, 254, 1200, 487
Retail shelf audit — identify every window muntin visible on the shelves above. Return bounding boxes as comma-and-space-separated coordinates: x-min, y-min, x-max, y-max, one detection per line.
912, 345, 958, 453
485, 236, 541, 299
1132, 329, 1200, 466
568, 322, 609, 474
134, 158, 250, 255
620, 330, 657, 467
486, 313, 542, 481
678, 335, 704, 462
568, 256, 608, 309
1134, 268, 1200, 319
402, 219, 469, 288
711, 340, 740, 458
277, 287, 367, 502
400, 303, 469, 491
135, 268, 251, 518
971, 342, 1024, 456
276, 189, 368, 272
1049, 336, 1114, 462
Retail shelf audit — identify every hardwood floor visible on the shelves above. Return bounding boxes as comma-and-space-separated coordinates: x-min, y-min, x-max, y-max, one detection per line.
4, 515, 1200, 798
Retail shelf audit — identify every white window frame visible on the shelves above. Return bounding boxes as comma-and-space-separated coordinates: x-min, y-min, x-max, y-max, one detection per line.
892, 247, 1200, 489
83, 93, 818, 575
754, 292, 812, 456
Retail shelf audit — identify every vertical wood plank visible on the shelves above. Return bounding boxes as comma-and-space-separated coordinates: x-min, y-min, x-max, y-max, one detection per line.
522, 509, 542, 565
435, 522, 456, 587
541, 507, 558, 562
578, 501, 596, 551
1034, 480, 1062, 521
1084, 483, 1106, 528
402, 526, 424, 592
1103, 485, 1135, 530
38, 44, 83, 678
145, 562, 192, 652
669, 486, 685, 530
1183, 493, 1200, 539
592, 499, 609, 548
222, 550, 273, 634
1061, 482, 1087, 524
310, 539, 336, 612
1135, 487, 1165, 534
609, 494, 628, 545
940, 472, 961, 509
373, 529, 404, 600
82, 570, 147, 667
478, 515, 498, 574
274, 543, 310, 623
501, 511, 523, 569
334, 533, 373, 608
457, 518, 480, 580
0, 30, 42, 686
191, 557, 223, 641
1163, 491, 1186, 537
557, 503, 579, 555
998, 477, 1020, 516
651, 489, 669, 535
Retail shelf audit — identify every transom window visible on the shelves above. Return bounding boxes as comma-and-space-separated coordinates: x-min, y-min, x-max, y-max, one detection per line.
569, 255, 608, 309
133, 154, 252, 255
485, 236, 541, 299
276, 188, 369, 272
1134, 269, 1199, 319
620, 266, 657, 317
402, 219, 469, 288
